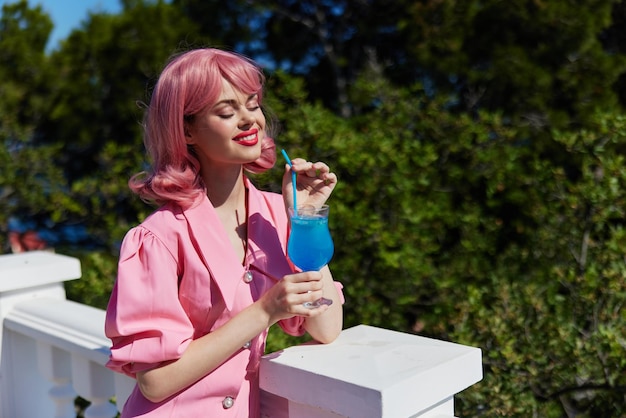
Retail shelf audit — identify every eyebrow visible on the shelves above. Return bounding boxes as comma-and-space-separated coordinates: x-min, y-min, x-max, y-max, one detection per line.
212, 93, 259, 108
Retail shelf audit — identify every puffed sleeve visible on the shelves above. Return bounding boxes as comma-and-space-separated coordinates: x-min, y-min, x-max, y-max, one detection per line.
105, 226, 193, 377
277, 281, 345, 336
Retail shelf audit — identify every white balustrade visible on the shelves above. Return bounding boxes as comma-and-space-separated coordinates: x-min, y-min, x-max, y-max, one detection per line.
0, 251, 483, 418
0, 251, 80, 418
0, 251, 133, 418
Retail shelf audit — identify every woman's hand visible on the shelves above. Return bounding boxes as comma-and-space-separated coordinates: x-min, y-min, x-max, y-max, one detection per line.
282, 158, 337, 211
260, 271, 331, 324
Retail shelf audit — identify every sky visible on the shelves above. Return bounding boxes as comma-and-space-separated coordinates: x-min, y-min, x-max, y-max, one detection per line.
0, 0, 122, 51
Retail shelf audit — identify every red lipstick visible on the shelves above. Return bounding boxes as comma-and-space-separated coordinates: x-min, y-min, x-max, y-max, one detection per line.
233, 129, 259, 146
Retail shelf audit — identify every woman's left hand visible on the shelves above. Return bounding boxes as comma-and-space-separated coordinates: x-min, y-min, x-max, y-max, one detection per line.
282, 158, 337, 210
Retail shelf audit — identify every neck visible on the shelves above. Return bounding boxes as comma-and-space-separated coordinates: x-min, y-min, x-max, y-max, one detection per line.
203, 166, 249, 264
202, 165, 246, 210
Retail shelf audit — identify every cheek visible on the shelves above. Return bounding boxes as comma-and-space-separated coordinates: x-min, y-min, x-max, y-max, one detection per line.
202, 120, 235, 138
258, 112, 267, 130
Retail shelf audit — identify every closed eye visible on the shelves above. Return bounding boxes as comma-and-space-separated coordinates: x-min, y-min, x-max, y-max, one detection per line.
212, 93, 260, 117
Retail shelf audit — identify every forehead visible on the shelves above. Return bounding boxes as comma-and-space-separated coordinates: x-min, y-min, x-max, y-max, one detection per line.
216, 78, 257, 104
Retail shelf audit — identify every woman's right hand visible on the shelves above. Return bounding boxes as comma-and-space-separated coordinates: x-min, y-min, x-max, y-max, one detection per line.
281, 158, 338, 212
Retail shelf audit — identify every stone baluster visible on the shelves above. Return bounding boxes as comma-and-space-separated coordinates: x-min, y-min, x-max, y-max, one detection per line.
71, 354, 118, 418
37, 342, 77, 418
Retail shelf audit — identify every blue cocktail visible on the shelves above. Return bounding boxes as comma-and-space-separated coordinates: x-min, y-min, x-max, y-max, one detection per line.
288, 205, 334, 307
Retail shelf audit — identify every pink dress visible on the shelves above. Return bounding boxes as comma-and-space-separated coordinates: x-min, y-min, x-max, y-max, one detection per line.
105, 178, 344, 417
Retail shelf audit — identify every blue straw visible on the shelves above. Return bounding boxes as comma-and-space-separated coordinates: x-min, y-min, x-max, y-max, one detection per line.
281, 149, 298, 213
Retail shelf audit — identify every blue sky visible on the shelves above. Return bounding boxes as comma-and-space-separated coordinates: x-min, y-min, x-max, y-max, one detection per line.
0, 0, 122, 50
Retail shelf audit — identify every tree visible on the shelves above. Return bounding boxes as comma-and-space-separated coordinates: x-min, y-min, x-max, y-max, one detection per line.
398, 0, 626, 129
0, 0, 52, 133
37, 0, 204, 247
176, 0, 626, 129
0, 0, 78, 252
322, 72, 626, 415
175, 0, 412, 117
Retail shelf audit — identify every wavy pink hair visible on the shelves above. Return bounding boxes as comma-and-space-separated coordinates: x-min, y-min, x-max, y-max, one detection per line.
130, 48, 276, 208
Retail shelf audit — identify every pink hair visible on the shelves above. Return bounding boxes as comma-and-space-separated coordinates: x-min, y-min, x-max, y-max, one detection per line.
130, 48, 276, 208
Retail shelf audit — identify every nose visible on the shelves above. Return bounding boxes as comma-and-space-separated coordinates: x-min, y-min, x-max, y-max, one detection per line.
239, 109, 256, 130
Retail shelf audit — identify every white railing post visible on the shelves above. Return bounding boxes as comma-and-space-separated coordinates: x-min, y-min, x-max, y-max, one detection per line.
260, 324, 483, 418
0, 251, 81, 418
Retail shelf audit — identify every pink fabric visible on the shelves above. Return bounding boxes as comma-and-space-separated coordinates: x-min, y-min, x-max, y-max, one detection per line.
105, 178, 344, 417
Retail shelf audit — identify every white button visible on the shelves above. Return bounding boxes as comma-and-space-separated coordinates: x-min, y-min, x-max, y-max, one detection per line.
222, 396, 234, 409
243, 341, 251, 349
243, 270, 253, 283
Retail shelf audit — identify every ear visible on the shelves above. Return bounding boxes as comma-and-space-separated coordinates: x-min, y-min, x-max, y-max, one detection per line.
184, 123, 195, 144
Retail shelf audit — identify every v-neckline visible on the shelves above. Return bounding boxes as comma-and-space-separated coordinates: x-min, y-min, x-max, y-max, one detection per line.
240, 185, 249, 266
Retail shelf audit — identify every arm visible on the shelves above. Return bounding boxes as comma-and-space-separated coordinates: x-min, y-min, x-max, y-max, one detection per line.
135, 270, 333, 403
280, 158, 343, 343
303, 265, 343, 343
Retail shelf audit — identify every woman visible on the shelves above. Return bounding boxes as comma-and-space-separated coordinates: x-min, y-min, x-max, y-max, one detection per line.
105, 48, 344, 417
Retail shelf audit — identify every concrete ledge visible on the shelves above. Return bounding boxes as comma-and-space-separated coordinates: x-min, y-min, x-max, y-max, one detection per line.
0, 251, 81, 292
4, 298, 110, 364
260, 324, 483, 418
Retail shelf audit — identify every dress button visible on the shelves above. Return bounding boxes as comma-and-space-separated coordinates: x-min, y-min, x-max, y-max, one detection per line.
243, 340, 251, 349
243, 270, 253, 283
222, 396, 235, 409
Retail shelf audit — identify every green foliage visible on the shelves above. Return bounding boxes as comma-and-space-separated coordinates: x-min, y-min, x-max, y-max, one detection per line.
39, 0, 204, 248
259, 70, 626, 415
64, 250, 118, 310
401, 0, 626, 128
0, 0, 52, 134
306, 64, 626, 415
0, 1, 79, 251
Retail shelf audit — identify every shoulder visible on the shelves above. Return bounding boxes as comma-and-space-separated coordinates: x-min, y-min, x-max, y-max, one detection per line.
125, 202, 188, 247
141, 202, 185, 228
118, 203, 191, 271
